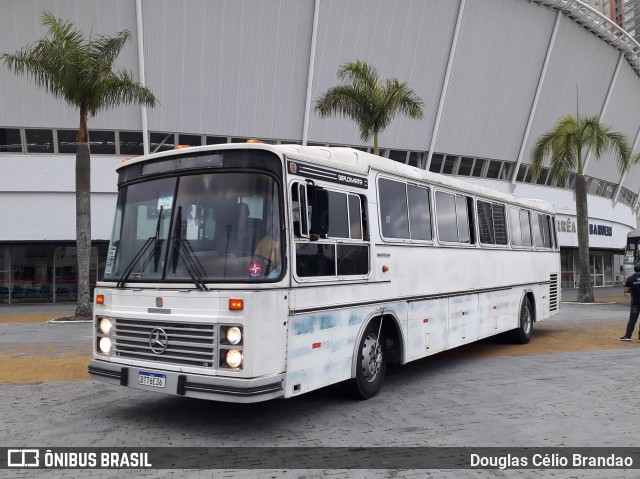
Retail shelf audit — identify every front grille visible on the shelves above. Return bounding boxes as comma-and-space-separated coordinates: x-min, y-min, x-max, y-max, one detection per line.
549, 274, 559, 312
113, 318, 216, 368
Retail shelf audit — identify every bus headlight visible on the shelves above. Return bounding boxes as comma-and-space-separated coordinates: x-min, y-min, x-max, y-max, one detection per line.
99, 337, 112, 354
225, 349, 243, 368
99, 318, 112, 334
225, 326, 242, 345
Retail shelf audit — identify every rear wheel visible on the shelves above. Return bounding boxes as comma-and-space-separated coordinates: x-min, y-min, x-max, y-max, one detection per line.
346, 320, 387, 400
508, 297, 533, 344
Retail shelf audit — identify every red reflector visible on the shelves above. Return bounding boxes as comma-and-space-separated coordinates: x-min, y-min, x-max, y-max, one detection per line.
423, 318, 429, 323
96, 294, 104, 305
493, 306, 497, 310
229, 299, 244, 311
312, 342, 321, 349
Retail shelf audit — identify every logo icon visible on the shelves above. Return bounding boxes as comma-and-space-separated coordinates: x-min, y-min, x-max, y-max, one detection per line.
149, 328, 169, 354
8, 449, 39, 467
249, 262, 263, 277
155, 297, 163, 308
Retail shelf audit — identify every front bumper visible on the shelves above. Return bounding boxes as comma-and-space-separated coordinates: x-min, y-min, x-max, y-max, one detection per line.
88, 359, 285, 403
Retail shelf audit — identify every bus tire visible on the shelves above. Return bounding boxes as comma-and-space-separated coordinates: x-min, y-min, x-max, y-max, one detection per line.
347, 320, 387, 400
508, 297, 533, 344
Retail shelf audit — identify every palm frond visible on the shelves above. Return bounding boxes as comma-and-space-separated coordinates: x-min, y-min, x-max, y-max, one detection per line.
530, 131, 555, 180
531, 113, 631, 183
315, 85, 374, 141
315, 60, 424, 149
337, 60, 379, 92
99, 70, 158, 112
91, 30, 132, 69
603, 130, 631, 174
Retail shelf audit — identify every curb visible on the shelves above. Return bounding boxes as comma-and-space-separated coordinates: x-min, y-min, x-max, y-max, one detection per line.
561, 301, 620, 305
47, 319, 92, 324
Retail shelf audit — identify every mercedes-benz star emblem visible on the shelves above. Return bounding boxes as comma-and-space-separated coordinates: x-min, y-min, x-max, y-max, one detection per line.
149, 328, 168, 354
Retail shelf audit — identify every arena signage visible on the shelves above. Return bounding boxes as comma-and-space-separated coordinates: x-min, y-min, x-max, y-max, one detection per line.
556, 217, 612, 237
589, 224, 612, 237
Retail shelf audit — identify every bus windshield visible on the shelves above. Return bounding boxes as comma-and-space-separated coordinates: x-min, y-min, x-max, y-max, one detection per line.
103, 171, 283, 284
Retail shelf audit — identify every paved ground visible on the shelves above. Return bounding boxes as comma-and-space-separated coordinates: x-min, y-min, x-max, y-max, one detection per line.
1, 289, 639, 478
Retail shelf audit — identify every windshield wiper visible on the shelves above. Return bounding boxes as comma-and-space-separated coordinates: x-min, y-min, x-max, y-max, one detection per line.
116, 207, 164, 288
171, 206, 209, 291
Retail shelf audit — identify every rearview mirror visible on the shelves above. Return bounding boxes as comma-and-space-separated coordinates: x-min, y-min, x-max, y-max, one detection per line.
310, 189, 328, 237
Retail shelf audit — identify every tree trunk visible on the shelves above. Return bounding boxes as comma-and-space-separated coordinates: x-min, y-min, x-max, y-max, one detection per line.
575, 174, 594, 303
373, 131, 379, 156
75, 109, 92, 317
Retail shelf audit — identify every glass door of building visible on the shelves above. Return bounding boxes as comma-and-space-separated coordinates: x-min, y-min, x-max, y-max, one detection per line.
590, 253, 605, 287
560, 250, 575, 289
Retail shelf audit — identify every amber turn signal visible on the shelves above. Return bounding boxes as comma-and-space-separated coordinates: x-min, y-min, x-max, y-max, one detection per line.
229, 298, 244, 311
96, 294, 105, 305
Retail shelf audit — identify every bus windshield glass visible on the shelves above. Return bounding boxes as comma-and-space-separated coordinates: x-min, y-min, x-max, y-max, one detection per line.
103, 171, 283, 284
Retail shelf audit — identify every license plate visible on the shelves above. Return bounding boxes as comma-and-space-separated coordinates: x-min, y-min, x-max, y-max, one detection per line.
138, 371, 166, 388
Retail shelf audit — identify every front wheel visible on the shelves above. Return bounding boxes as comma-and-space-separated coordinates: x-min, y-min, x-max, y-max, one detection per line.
507, 297, 533, 344
346, 320, 387, 400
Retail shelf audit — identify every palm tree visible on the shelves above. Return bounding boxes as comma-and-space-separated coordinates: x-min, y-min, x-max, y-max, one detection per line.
530, 114, 632, 303
314, 60, 424, 155
2, 12, 157, 317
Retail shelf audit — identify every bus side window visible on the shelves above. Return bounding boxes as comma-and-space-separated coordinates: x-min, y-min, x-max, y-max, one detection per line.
509, 207, 522, 246
477, 200, 507, 245
459, 195, 474, 244
291, 184, 301, 237
291, 183, 309, 238
520, 210, 532, 247
493, 204, 507, 245
536, 213, 552, 248
407, 184, 432, 241
435, 191, 474, 244
348, 194, 363, 240
379, 178, 410, 239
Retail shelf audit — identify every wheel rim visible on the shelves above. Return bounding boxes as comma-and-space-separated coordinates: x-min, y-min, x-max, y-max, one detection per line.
522, 304, 532, 335
361, 333, 383, 383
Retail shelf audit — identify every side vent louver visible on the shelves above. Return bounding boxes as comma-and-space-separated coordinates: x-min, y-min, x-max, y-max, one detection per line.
549, 273, 559, 312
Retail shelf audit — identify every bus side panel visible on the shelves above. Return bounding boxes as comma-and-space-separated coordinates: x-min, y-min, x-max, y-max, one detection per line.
478, 289, 516, 338
447, 294, 479, 348
406, 298, 448, 360
284, 303, 407, 398
242, 290, 290, 378
541, 283, 550, 319
534, 282, 551, 322
284, 308, 361, 398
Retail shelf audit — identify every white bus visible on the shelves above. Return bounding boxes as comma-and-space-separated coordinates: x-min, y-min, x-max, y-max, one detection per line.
89, 143, 560, 402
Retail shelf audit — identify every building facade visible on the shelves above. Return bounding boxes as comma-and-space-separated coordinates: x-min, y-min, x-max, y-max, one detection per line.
1, 0, 640, 302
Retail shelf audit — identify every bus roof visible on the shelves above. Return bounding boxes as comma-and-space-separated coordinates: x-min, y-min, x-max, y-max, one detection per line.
119, 143, 555, 214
